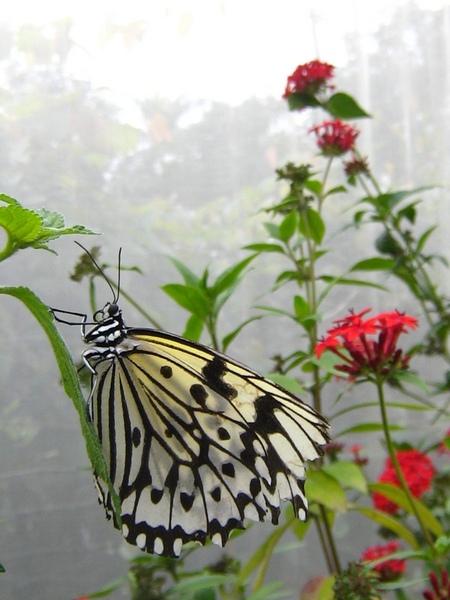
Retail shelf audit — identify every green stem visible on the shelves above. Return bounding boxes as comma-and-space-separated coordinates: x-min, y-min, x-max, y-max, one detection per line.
376, 376, 436, 552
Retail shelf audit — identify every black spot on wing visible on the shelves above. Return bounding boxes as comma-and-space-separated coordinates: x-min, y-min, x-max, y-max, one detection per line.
190, 383, 208, 405
160, 365, 173, 379
151, 488, 164, 504
221, 462, 235, 478
180, 492, 195, 512
218, 426, 231, 440
132, 427, 141, 447
202, 356, 237, 400
210, 486, 222, 502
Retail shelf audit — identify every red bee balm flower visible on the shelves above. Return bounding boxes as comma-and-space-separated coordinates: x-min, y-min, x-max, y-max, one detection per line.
314, 308, 418, 379
361, 541, 406, 582
373, 449, 436, 515
283, 59, 335, 98
310, 119, 359, 156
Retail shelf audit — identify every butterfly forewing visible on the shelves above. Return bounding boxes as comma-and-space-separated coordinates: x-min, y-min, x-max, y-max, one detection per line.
84, 310, 330, 557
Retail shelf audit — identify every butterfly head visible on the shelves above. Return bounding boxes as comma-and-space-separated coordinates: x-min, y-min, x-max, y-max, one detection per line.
84, 301, 127, 347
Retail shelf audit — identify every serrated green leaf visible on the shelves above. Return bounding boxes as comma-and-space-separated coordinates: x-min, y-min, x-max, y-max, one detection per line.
326, 92, 371, 119
161, 283, 210, 319
323, 461, 368, 494
306, 469, 347, 512
36, 208, 65, 228
0, 193, 20, 206
0, 205, 42, 242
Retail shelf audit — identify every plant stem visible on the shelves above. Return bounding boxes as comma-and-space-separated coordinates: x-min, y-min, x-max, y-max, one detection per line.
375, 376, 436, 552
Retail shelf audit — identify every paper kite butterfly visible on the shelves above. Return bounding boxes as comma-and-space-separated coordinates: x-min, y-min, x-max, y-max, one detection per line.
52, 248, 330, 558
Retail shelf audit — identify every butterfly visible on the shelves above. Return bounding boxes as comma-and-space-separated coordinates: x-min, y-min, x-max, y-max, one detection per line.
52, 248, 330, 558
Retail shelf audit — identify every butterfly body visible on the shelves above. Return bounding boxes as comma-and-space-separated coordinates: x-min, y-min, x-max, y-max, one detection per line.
73, 301, 330, 557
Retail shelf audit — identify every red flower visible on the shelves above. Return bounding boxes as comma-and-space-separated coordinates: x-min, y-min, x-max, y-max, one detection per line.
423, 570, 450, 600
344, 155, 370, 179
361, 541, 405, 582
310, 119, 359, 156
314, 308, 417, 379
283, 59, 334, 98
349, 444, 368, 466
373, 449, 436, 515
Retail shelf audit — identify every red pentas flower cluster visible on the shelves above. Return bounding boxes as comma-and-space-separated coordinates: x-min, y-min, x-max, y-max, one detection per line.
361, 541, 406, 582
373, 449, 436, 515
314, 308, 418, 379
309, 119, 359, 157
423, 570, 450, 600
283, 59, 335, 98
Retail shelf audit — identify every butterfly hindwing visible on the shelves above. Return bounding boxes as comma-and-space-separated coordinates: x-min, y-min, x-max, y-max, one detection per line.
88, 327, 329, 557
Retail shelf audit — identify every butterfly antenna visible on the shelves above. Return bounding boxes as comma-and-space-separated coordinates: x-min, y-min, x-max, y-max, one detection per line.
74, 241, 119, 304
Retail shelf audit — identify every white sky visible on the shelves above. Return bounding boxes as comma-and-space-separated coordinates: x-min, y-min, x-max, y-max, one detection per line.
4, 0, 448, 106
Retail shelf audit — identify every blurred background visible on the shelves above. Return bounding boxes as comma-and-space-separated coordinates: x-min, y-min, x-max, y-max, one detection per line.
1, 1, 449, 598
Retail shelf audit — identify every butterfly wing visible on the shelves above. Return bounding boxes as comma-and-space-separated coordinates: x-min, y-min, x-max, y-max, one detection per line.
89, 328, 330, 557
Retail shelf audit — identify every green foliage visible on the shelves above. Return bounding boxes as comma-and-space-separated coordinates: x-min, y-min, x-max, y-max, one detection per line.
0, 194, 96, 259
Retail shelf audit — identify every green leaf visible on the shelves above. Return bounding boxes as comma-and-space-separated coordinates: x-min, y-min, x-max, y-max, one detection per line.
306, 469, 347, 512
183, 314, 203, 341
84, 576, 127, 597
247, 582, 289, 600
369, 483, 444, 537
0, 286, 120, 523
417, 226, 437, 253
265, 374, 305, 396
286, 91, 322, 111
338, 423, 405, 436
213, 255, 256, 297
0, 197, 97, 260
293, 295, 311, 320
353, 506, 419, 548
243, 243, 285, 254
325, 92, 371, 119
304, 179, 323, 195
222, 315, 263, 353
168, 257, 200, 286
393, 370, 428, 392
161, 283, 210, 320
323, 461, 367, 494
169, 574, 233, 596
350, 257, 396, 271
278, 210, 298, 242
299, 206, 325, 244
237, 518, 292, 588
263, 221, 282, 240
0, 563, 4, 573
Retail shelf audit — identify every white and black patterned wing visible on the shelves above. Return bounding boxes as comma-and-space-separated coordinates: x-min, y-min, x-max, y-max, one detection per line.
89, 328, 330, 557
